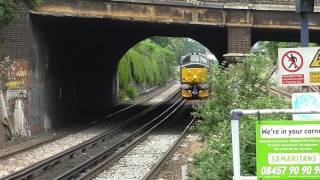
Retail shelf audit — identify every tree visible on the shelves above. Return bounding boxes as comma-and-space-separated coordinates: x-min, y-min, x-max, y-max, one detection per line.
0, 0, 18, 26
256, 41, 318, 64
0, 0, 42, 27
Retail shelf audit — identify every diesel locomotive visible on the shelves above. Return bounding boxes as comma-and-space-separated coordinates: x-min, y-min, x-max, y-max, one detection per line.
180, 53, 210, 98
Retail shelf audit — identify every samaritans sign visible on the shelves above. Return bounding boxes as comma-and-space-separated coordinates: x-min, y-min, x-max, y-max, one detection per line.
256, 121, 320, 179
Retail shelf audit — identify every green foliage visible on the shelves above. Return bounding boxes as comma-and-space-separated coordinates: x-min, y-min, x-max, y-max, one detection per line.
118, 39, 179, 99
0, 0, 42, 27
24, 0, 43, 10
126, 85, 138, 98
191, 54, 290, 179
150, 37, 209, 63
118, 54, 132, 90
152, 46, 177, 84
0, 0, 18, 26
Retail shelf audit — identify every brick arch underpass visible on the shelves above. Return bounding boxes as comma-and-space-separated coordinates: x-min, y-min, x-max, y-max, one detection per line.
31, 14, 228, 129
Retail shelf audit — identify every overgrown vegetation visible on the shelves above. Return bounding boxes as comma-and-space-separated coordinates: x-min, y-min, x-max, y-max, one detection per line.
0, 0, 42, 27
118, 39, 177, 99
118, 37, 209, 99
191, 43, 292, 179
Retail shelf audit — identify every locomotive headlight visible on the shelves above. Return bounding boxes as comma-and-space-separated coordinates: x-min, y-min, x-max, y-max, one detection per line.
199, 83, 209, 89
181, 84, 191, 90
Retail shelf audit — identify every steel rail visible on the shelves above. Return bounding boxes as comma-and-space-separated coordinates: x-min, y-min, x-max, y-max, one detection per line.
0, 130, 78, 161
310, 86, 320, 92
269, 87, 291, 99
257, 84, 291, 100
0, 80, 177, 161
96, 79, 178, 122
63, 98, 186, 180
3, 90, 180, 180
143, 116, 196, 180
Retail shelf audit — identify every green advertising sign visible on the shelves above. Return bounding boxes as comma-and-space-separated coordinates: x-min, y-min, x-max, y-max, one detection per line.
256, 120, 320, 179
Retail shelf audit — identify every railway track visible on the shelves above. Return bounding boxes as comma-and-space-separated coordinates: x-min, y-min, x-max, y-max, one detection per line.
56, 96, 186, 180
74, 97, 190, 180
143, 117, 196, 180
2, 88, 181, 180
269, 87, 291, 100
0, 80, 178, 162
310, 86, 320, 92
257, 84, 291, 100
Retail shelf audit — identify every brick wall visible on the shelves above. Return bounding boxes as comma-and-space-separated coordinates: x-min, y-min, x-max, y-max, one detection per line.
0, 3, 34, 139
228, 27, 251, 54
0, 3, 30, 60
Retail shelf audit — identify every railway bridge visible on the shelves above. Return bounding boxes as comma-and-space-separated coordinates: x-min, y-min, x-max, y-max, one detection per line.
1, 0, 320, 135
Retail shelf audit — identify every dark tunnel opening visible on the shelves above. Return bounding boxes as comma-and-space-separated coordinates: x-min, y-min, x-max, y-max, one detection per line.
30, 14, 228, 128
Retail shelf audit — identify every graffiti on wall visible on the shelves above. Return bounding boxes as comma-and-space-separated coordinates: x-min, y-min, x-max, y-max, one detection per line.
5, 60, 31, 136
5, 60, 28, 89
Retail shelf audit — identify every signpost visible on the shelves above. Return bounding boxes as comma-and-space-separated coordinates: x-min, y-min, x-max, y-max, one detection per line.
230, 109, 320, 180
296, 0, 314, 47
256, 120, 320, 179
278, 47, 320, 86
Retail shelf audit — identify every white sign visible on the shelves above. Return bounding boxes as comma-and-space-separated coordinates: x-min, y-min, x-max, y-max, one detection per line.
278, 47, 320, 86
268, 153, 320, 165
292, 93, 320, 120
260, 124, 320, 138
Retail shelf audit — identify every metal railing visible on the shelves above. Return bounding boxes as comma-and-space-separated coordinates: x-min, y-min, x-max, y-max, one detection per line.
201, 0, 319, 5
231, 109, 320, 180
110, 0, 320, 8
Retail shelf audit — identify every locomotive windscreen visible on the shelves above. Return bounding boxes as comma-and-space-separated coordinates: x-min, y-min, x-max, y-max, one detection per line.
181, 54, 208, 65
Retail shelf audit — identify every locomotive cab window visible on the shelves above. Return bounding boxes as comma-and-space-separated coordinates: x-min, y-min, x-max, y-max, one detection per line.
182, 54, 208, 65
190, 55, 200, 63
182, 56, 191, 64
200, 56, 208, 65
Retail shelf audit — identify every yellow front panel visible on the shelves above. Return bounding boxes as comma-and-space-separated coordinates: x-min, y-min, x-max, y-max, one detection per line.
181, 67, 208, 83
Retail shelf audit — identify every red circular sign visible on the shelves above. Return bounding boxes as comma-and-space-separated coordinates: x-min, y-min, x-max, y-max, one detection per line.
281, 51, 303, 73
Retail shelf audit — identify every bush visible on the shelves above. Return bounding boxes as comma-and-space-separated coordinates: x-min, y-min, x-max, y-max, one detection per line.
191, 54, 290, 179
126, 85, 138, 98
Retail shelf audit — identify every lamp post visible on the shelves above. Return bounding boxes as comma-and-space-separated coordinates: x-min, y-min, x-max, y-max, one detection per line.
296, 0, 314, 92
296, 0, 314, 47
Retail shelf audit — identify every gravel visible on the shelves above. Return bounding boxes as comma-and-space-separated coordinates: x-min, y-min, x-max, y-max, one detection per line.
0, 127, 107, 178
155, 134, 204, 180
148, 82, 180, 104
94, 134, 179, 180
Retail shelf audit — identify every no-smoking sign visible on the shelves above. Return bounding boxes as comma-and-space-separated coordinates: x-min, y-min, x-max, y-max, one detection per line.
281, 51, 303, 73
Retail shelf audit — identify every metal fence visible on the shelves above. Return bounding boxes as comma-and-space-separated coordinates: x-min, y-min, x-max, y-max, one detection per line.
202, 0, 319, 5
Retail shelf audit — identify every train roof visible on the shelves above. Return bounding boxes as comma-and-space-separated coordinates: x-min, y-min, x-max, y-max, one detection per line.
180, 53, 209, 66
